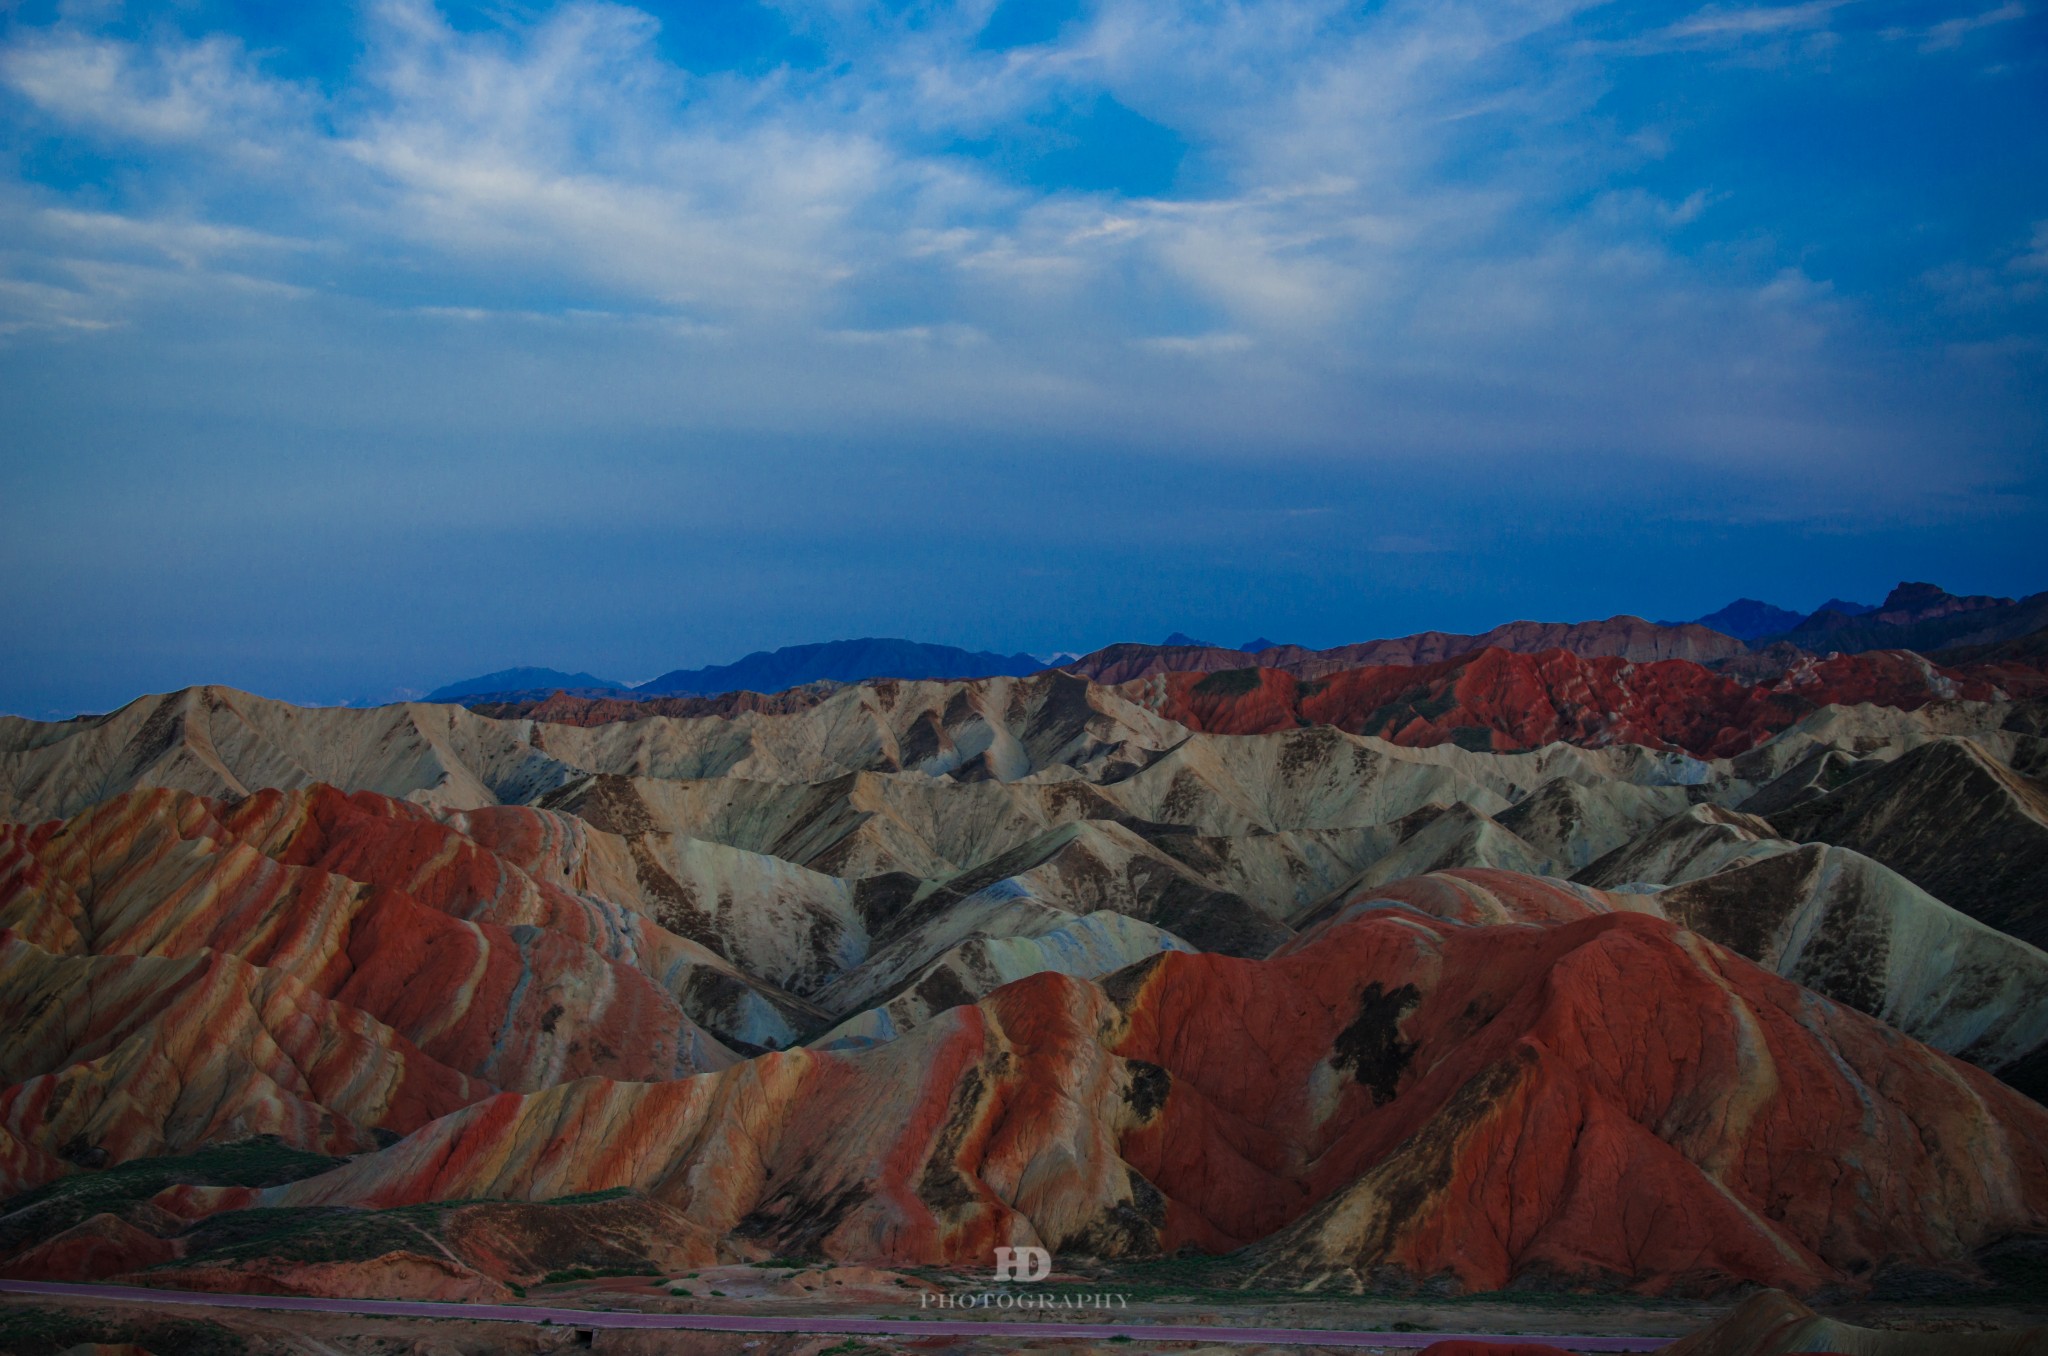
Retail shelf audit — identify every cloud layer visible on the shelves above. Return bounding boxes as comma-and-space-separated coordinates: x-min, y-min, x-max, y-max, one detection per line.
0, 0, 2043, 712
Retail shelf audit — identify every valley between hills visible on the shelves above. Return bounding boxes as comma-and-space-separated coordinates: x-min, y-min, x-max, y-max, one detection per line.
4, 592, 2048, 1354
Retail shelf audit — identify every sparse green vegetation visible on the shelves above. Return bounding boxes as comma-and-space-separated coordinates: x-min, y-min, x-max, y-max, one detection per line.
541, 1186, 636, 1205
0, 1135, 346, 1253
539, 1264, 664, 1285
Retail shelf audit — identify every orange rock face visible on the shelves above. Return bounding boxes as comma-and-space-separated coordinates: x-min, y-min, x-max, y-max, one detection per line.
1126, 646, 2010, 756
237, 903, 2048, 1297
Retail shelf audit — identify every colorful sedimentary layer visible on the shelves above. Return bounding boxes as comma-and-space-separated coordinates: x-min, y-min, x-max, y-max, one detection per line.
2, 670, 2044, 1303
0, 933, 485, 1195
0, 786, 752, 1192
1322, 862, 2048, 1089
1773, 735, 2048, 949
208, 902, 2048, 1297
1123, 647, 2012, 756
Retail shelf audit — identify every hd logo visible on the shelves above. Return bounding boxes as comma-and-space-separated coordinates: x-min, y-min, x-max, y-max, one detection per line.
991, 1245, 1052, 1282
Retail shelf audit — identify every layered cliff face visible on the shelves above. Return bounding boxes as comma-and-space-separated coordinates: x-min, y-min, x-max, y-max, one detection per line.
2, 674, 2046, 1301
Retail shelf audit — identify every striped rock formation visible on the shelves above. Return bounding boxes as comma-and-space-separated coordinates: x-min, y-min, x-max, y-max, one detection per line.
0, 787, 752, 1192
207, 903, 2048, 1297
1320, 863, 2048, 1093
1120, 647, 2015, 757
1774, 735, 2048, 949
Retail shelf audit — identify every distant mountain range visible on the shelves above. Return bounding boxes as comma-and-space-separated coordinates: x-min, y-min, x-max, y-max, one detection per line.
1665, 583, 2042, 653
1677, 599, 1808, 642
430, 639, 1045, 705
636, 638, 1043, 695
425, 667, 627, 702
1762, 582, 2048, 656
427, 582, 2048, 706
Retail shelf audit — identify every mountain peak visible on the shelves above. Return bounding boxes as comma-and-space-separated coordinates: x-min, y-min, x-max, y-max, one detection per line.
1882, 581, 1951, 610
425, 667, 626, 703
1688, 599, 1805, 643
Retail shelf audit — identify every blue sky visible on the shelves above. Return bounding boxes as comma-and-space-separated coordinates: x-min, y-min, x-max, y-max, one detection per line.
0, 0, 2043, 715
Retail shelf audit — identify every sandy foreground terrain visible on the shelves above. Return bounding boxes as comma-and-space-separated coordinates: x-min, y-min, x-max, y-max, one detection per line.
2, 1262, 2043, 1355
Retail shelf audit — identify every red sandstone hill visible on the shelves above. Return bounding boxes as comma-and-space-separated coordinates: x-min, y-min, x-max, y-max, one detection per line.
1119, 646, 2016, 757
0, 786, 746, 1193
168, 898, 2048, 1298
5, 680, 2047, 1303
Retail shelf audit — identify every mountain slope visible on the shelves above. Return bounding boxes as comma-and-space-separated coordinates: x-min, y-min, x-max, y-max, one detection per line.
1773, 736, 2048, 948
0, 934, 486, 1196
1315, 856, 2048, 1095
218, 905, 2048, 1296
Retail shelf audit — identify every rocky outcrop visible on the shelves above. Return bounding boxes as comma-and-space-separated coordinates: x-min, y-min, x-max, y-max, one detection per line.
1340, 804, 1558, 894
1574, 803, 1792, 889
1774, 736, 2048, 948
1494, 775, 1694, 871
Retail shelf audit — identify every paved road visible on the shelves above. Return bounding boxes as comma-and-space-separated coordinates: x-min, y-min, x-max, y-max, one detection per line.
0, 1277, 1667, 1350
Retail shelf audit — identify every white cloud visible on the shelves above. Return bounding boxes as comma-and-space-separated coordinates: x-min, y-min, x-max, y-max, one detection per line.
1135, 332, 1255, 355
1660, 1, 1847, 41
0, 0, 2032, 484
1893, 1, 2026, 52
0, 28, 311, 153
